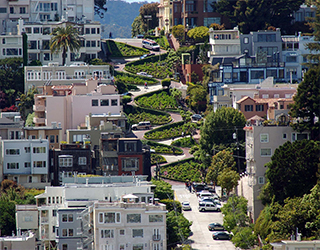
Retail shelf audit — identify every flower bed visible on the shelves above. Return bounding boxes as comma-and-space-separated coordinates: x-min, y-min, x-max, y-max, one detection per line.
135, 90, 178, 111
171, 137, 196, 148
151, 154, 167, 165
124, 106, 171, 125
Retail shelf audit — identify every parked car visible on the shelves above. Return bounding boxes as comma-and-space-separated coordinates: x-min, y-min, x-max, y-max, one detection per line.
137, 72, 153, 78
131, 121, 151, 130
200, 199, 222, 209
192, 114, 202, 121
140, 53, 155, 59
212, 231, 232, 240
182, 201, 191, 211
208, 223, 225, 231
197, 191, 215, 201
198, 202, 221, 212
136, 34, 144, 39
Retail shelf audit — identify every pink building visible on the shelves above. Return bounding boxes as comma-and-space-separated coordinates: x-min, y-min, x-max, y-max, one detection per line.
33, 79, 124, 140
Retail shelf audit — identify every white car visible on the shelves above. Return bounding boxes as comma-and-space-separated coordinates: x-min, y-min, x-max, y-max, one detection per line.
137, 72, 153, 78
182, 201, 191, 211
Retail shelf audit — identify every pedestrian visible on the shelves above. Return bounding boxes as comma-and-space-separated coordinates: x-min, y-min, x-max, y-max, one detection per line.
109, 32, 112, 38
144, 82, 148, 89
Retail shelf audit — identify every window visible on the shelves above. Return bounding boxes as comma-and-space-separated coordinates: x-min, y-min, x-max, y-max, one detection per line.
56, 135, 59, 143
286, 56, 297, 63
25, 162, 31, 168
68, 214, 73, 222
260, 134, 269, 143
9, 7, 14, 14
101, 229, 114, 238
153, 243, 160, 250
85, 28, 90, 34
244, 105, 253, 112
24, 216, 33, 222
0, 8, 7, 13
256, 105, 264, 112
25, 147, 30, 153
122, 158, 139, 171
91, 41, 96, 47
283, 133, 287, 139
132, 229, 143, 238
243, 37, 249, 44
120, 245, 125, 250
149, 215, 163, 222
33, 147, 46, 153
133, 245, 144, 250
257, 34, 276, 42
53, 210, 57, 217
119, 229, 125, 235
258, 176, 265, 184
111, 99, 118, 106
33, 27, 40, 34
49, 135, 55, 143
78, 157, 87, 165
7, 163, 19, 169
68, 229, 73, 236
92, 99, 98, 106
124, 142, 136, 152
6, 149, 20, 155
100, 99, 109, 106
59, 157, 73, 167
251, 70, 264, 80
62, 229, 67, 236
62, 214, 73, 222
99, 213, 104, 223
34, 161, 46, 168
127, 214, 141, 223
20, 7, 26, 14
292, 133, 309, 142
25, 27, 31, 33
261, 148, 271, 156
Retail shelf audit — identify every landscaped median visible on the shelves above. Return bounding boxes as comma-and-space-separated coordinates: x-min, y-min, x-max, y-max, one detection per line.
144, 121, 197, 140
124, 106, 172, 126
105, 40, 149, 57
159, 157, 202, 182
134, 89, 180, 112
114, 71, 159, 86
142, 140, 183, 155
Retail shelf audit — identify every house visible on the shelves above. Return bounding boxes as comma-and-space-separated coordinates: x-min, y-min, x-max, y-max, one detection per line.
49, 143, 94, 186
0, 139, 50, 188
271, 240, 320, 250
0, 116, 24, 140
0, 231, 36, 250
239, 124, 309, 222
15, 205, 39, 235
32, 78, 123, 141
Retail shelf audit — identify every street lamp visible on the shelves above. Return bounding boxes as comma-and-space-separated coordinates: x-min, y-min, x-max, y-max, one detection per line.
233, 128, 240, 174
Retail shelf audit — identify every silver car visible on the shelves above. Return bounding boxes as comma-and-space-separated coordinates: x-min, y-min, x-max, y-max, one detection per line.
182, 201, 191, 211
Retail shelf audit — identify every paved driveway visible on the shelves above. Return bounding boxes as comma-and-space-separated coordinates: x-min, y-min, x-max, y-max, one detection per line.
174, 185, 237, 250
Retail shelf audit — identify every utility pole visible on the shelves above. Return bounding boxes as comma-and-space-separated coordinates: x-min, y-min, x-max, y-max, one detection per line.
233, 127, 240, 173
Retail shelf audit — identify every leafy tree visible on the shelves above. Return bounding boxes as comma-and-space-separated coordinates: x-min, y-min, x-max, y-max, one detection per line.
50, 25, 81, 66
131, 15, 144, 37
122, 95, 132, 106
232, 226, 257, 249
0, 198, 16, 236
216, 0, 304, 34
217, 168, 240, 196
28, 60, 42, 66
186, 84, 207, 113
172, 25, 185, 41
160, 199, 182, 213
151, 179, 174, 200
18, 87, 38, 122
289, 66, 320, 141
199, 107, 246, 157
94, 0, 108, 18
210, 23, 225, 30
166, 211, 192, 248
139, 3, 159, 33
221, 195, 250, 232
187, 26, 209, 43
206, 150, 236, 185
265, 140, 320, 204
170, 88, 182, 103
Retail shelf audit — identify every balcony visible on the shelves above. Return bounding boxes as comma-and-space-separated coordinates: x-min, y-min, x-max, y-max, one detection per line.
41, 217, 49, 224
33, 104, 45, 112
33, 117, 45, 124
153, 235, 161, 241
9, 13, 29, 19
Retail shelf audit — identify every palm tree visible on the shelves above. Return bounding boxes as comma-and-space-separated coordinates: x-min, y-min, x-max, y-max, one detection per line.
50, 25, 81, 66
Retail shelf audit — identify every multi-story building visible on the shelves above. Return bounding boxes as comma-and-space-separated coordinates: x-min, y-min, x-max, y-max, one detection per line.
25, 63, 112, 91
0, 116, 24, 140
0, 230, 36, 249
0, 139, 50, 188
49, 143, 93, 186
24, 123, 62, 149
30, 180, 162, 249
32, 78, 122, 141
239, 124, 309, 222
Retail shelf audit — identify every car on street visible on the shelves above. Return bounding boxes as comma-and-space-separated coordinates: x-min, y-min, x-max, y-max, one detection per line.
182, 201, 191, 211
208, 223, 225, 231
137, 72, 153, 78
131, 121, 151, 130
200, 199, 222, 209
192, 114, 202, 121
198, 202, 221, 212
140, 53, 155, 59
212, 231, 232, 240
136, 34, 144, 39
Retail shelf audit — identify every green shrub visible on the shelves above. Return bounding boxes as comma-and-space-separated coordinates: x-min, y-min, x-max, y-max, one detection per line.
135, 90, 178, 111
144, 122, 197, 140
114, 71, 159, 86
160, 158, 202, 182
162, 78, 171, 88
124, 106, 171, 125
106, 40, 149, 57
122, 95, 132, 106
171, 137, 196, 148
151, 154, 167, 165
142, 140, 183, 155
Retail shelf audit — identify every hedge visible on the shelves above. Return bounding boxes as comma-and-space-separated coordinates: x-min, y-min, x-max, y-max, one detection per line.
151, 154, 167, 165
114, 71, 159, 85
142, 140, 183, 155
125, 52, 169, 67
124, 106, 172, 125
106, 40, 149, 57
